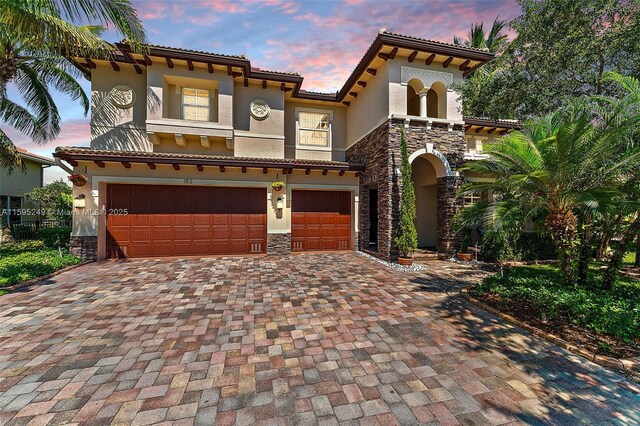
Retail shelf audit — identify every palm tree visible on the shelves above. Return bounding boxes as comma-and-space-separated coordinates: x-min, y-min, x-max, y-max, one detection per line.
453, 17, 509, 54
457, 101, 639, 284
0, 0, 146, 172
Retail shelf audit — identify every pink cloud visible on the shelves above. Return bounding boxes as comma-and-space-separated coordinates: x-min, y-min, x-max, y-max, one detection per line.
5, 119, 90, 159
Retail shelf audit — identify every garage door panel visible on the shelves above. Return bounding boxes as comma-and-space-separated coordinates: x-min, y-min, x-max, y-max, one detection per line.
132, 229, 151, 241
107, 184, 266, 258
109, 215, 129, 226
152, 227, 172, 240
291, 190, 351, 252
172, 215, 191, 226
211, 215, 229, 225
152, 215, 172, 226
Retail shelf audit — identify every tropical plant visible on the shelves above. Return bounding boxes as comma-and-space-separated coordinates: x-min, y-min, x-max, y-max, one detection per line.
0, 0, 146, 172
458, 0, 640, 120
453, 17, 509, 53
592, 72, 640, 288
452, 17, 511, 119
457, 98, 640, 284
395, 129, 417, 259
25, 180, 72, 219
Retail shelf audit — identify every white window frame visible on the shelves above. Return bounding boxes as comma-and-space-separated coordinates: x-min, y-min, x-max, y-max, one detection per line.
181, 87, 210, 122
295, 107, 333, 151
463, 192, 482, 208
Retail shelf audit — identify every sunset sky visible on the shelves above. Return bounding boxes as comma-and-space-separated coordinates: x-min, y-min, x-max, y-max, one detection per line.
6, 0, 521, 182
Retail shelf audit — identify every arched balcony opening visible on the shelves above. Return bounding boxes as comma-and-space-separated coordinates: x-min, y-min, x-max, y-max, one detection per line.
406, 78, 424, 117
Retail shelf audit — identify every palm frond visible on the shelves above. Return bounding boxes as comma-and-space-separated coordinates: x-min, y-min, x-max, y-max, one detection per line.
0, 97, 48, 142
0, 129, 25, 173
14, 63, 61, 141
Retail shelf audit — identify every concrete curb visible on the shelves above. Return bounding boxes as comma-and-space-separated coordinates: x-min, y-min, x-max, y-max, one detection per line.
2, 261, 93, 293
460, 287, 640, 372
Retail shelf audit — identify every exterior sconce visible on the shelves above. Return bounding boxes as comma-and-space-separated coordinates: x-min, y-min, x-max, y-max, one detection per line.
276, 196, 284, 210
73, 194, 86, 209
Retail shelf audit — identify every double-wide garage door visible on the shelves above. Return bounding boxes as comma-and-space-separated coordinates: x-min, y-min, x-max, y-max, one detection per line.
291, 190, 351, 252
106, 184, 266, 258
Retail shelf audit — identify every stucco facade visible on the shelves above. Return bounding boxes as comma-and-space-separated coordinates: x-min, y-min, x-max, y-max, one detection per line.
0, 151, 54, 229
60, 30, 520, 260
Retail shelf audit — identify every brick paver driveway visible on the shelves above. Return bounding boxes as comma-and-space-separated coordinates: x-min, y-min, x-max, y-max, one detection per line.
1, 253, 639, 425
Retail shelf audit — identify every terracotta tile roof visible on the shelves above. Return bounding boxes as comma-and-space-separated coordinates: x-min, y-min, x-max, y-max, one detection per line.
54, 147, 364, 171
380, 30, 491, 53
463, 117, 523, 129
16, 148, 55, 165
123, 40, 248, 60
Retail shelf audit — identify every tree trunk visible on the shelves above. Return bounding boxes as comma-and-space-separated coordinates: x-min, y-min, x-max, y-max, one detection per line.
635, 233, 640, 268
545, 210, 578, 285
603, 216, 640, 290
577, 222, 592, 287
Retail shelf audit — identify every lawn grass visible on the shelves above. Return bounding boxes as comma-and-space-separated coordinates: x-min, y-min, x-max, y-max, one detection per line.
472, 264, 640, 344
0, 249, 81, 288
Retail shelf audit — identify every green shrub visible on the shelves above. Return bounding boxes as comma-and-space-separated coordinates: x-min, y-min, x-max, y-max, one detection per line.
37, 227, 72, 248
480, 232, 556, 262
0, 240, 46, 255
473, 265, 640, 342
0, 250, 81, 287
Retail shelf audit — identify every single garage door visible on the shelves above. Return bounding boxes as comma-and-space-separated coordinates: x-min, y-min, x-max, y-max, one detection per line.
291, 190, 351, 252
106, 184, 266, 258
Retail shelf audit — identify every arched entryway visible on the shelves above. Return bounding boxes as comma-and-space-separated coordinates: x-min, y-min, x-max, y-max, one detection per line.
409, 148, 454, 250
412, 156, 438, 247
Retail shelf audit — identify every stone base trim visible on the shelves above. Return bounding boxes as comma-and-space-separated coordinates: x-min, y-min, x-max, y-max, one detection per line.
461, 287, 640, 372
267, 233, 291, 255
70, 236, 98, 261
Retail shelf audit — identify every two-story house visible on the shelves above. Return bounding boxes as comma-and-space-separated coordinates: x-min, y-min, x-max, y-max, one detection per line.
55, 30, 520, 261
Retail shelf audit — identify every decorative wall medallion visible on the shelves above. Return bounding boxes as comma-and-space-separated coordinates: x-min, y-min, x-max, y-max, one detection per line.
250, 99, 270, 120
110, 85, 136, 109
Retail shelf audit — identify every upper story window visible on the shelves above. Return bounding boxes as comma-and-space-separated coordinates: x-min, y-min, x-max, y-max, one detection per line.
181, 88, 210, 121
297, 109, 332, 150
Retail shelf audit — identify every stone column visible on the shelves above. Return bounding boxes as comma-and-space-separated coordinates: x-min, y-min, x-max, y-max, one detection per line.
419, 90, 428, 118
436, 176, 464, 254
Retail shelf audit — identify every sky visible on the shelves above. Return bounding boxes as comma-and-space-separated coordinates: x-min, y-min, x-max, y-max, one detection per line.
5, 0, 520, 183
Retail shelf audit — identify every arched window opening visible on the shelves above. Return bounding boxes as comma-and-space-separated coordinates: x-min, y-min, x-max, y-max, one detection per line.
406, 78, 423, 117
429, 81, 447, 119
426, 88, 438, 118
407, 85, 420, 116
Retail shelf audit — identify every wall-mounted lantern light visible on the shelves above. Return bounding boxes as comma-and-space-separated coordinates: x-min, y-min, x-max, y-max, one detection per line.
73, 194, 86, 209
276, 196, 284, 210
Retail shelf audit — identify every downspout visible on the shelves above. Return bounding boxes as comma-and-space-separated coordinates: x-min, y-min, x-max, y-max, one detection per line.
55, 158, 74, 175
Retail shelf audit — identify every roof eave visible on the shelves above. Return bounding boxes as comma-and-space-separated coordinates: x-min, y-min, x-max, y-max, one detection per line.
53, 151, 365, 172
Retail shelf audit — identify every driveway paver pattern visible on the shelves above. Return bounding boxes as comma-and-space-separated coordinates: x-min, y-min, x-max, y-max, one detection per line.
0, 253, 639, 425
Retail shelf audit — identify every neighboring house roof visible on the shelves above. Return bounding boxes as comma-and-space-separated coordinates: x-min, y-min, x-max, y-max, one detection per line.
464, 117, 523, 134
72, 29, 495, 105
16, 148, 55, 166
54, 147, 365, 172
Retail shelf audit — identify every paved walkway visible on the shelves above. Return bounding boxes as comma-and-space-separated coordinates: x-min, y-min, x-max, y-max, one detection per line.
0, 253, 638, 425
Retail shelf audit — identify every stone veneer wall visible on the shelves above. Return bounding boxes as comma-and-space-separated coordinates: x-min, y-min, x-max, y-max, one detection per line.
347, 118, 466, 261
346, 121, 392, 260
388, 119, 466, 256
267, 233, 291, 255
70, 236, 98, 261
437, 176, 464, 253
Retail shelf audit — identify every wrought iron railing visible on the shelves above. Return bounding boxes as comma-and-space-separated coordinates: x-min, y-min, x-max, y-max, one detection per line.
9, 218, 72, 241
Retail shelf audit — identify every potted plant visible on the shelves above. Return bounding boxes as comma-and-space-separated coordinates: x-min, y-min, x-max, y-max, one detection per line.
68, 173, 88, 187
271, 181, 285, 191
395, 128, 418, 265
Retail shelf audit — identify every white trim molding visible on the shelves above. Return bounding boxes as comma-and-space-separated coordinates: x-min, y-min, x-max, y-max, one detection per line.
409, 145, 457, 177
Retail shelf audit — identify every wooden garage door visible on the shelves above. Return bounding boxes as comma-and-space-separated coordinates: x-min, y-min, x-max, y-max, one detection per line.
106, 184, 266, 258
291, 190, 351, 252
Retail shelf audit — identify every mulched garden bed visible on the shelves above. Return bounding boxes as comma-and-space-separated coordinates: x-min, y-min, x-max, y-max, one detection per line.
474, 291, 640, 360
